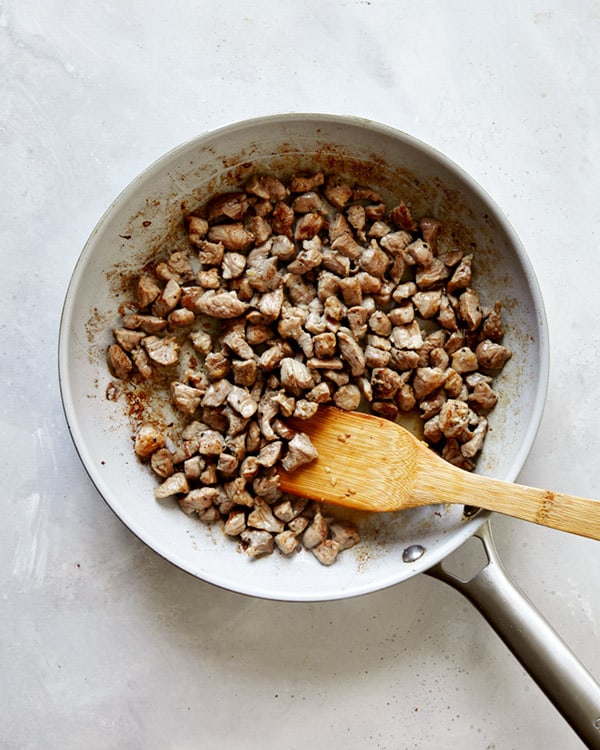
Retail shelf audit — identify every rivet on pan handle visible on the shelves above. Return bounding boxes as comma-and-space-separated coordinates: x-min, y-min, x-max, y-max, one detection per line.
425, 520, 600, 748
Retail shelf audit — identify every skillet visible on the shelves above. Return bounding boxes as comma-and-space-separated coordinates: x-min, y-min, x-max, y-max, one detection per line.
58, 114, 600, 745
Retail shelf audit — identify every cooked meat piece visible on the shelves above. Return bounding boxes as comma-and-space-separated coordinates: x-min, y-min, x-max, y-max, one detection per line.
186, 215, 209, 247
256, 441, 283, 468
248, 498, 285, 533
168, 308, 196, 328
289, 172, 325, 193
451, 346, 479, 374
204, 352, 231, 380
390, 321, 423, 350
113, 328, 146, 352
294, 212, 325, 241
437, 293, 458, 331
461, 417, 488, 458
193, 290, 248, 318
197, 240, 225, 266
312, 539, 341, 566
281, 432, 318, 472
246, 257, 281, 292
183, 455, 203, 480
223, 509, 246, 536
476, 340, 512, 370
293, 191, 327, 214
107, 343, 133, 379
388, 305, 415, 326
390, 348, 420, 371
271, 201, 295, 236
419, 388, 447, 419
247, 215, 272, 245
134, 422, 166, 458
246, 174, 288, 202
337, 329, 366, 376
154, 472, 189, 499
442, 438, 475, 471
347, 204, 366, 234
280, 357, 314, 393
324, 177, 353, 208
368, 220, 392, 239
312, 331, 336, 359
392, 282, 418, 302
122, 313, 168, 334
338, 276, 363, 306
481, 302, 505, 342
166, 251, 195, 282
358, 242, 390, 278
205, 191, 249, 222
419, 217, 442, 251
333, 384, 361, 411
142, 336, 180, 366
390, 202, 418, 232
443, 368, 464, 398
252, 468, 283, 502
227, 385, 258, 419
197, 429, 225, 456
352, 185, 383, 202
415, 258, 449, 289
288, 515, 310, 534
306, 382, 332, 403
302, 510, 329, 549
380, 230, 412, 256
207, 223, 254, 252
438, 399, 470, 439
467, 380, 498, 411
368, 310, 392, 337
371, 400, 400, 420
171, 382, 203, 414
329, 520, 360, 550
274, 530, 300, 555
287, 243, 323, 275
429, 346, 450, 370
458, 288, 483, 331
241, 529, 274, 558
423, 414, 443, 444
273, 497, 307, 522
152, 278, 182, 318
232, 358, 258, 386
224, 477, 254, 507
221, 252, 247, 280
447, 253, 473, 294
365, 345, 391, 368
179, 487, 219, 515
135, 275, 161, 309
413, 290, 442, 319
151, 448, 175, 478
222, 330, 254, 360
413, 367, 447, 400
405, 239, 434, 267
371, 367, 404, 399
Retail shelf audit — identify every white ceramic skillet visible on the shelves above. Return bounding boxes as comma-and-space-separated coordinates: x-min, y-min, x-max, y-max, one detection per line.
58, 115, 600, 746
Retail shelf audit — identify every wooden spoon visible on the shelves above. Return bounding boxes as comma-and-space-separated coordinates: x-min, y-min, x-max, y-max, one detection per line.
278, 407, 600, 541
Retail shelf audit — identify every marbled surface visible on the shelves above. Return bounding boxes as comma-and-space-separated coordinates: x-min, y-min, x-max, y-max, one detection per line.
2, 1, 600, 748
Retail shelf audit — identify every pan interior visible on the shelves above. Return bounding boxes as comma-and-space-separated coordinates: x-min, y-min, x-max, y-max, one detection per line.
58, 114, 548, 601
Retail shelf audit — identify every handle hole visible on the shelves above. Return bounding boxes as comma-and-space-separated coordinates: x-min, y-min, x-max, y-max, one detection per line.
440, 535, 490, 583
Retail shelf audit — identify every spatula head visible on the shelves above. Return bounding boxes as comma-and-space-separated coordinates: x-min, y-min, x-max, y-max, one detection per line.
278, 407, 422, 512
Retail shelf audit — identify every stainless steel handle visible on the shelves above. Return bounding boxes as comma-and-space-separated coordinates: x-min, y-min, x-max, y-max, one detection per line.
425, 520, 600, 748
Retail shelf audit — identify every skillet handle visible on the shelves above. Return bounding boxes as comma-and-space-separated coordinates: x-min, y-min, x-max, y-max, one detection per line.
425, 520, 600, 748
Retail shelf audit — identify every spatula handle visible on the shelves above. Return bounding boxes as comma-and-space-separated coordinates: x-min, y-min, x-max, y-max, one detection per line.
426, 521, 600, 748
467, 477, 600, 540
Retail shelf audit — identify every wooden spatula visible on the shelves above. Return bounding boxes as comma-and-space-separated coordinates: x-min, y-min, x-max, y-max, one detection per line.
278, 407, 600, 540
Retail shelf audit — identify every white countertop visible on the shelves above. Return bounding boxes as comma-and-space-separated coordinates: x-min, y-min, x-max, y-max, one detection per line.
3, 1, 600, 747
